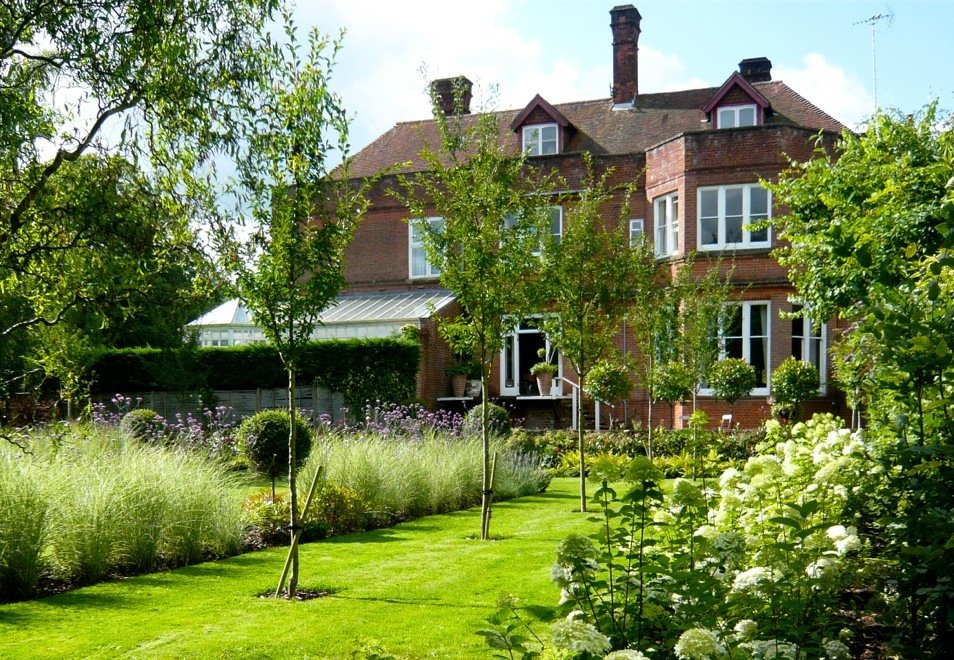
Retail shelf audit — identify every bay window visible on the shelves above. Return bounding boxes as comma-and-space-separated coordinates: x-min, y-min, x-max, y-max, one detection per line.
654, 192, 679, 258
698, 184, 770, 250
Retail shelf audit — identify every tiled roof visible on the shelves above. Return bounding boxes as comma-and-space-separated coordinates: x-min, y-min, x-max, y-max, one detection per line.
347, 80, 847, 178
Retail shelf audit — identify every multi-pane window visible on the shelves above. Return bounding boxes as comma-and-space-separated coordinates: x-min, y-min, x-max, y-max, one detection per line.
791, 303, 826, 392
409, 217, 443, 278
719, 301, 770, 395
654, 193, 679, 258
522, 124, 558, 156
717, 104, 757, 128
629, 218, 644, 246
698, 184, 770, 249
505, 206, 562, 253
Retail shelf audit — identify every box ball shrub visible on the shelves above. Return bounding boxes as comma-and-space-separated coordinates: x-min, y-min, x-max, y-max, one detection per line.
236, 410, 312, 478
119, 409, 166, 443
462, 402, 512, 438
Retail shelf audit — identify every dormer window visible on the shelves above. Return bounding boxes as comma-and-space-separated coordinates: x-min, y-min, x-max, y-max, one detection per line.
523, 124, 558, 156
718, 104, 757, 128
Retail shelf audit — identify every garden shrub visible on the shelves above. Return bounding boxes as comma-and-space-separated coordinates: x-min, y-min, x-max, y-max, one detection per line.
586, 360, 632, 403
707, 357, 756, 411
771, 356, 820, 420
462, 402, 511, 438
242, 490, 291, 547
310, 483, 369, 537
236, 409, 312, 478
119, 408, 166, 443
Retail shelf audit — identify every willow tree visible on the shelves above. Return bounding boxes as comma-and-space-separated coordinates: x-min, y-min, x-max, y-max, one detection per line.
396, 79, 554, 539
222, 15, 368, 597
538, 155, 658, 512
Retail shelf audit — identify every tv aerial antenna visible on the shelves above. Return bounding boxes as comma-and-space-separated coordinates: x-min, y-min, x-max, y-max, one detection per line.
855, 9, 894, 112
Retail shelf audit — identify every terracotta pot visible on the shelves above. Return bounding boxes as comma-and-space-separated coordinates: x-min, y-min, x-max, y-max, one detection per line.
451, 373, 467, 397
535, 372, 553, 396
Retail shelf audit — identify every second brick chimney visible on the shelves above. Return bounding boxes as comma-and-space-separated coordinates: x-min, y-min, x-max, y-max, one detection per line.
610, 5, 642, 107
739, 57, 773, 83
431, 76, 473, 115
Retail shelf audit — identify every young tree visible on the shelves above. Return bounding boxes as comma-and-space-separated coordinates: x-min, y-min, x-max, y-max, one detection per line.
538, 155, 657, 511
396, 79, 555, 539
222, 16, 369, 597
708, 357, 756, 420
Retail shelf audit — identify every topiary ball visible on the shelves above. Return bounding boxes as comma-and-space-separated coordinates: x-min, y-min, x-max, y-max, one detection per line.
236, 410, 313, 478
462, 402, 512, 438
119, 408, 166, 443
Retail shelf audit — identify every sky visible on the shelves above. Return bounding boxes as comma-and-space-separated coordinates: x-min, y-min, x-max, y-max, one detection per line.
293, 0, 954, 158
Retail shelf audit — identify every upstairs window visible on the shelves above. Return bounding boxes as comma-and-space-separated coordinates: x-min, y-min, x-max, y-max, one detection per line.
409, 217, 443, 278
654, 193, 679, 258
522, 124, 558, 156
629, 218, 645, 246
698, 184, 770, 250
717, 104, 757, 128
504, 206, 562, 253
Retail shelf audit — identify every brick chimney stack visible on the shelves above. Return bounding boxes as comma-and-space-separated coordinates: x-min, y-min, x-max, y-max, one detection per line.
739, 57, 773, 83
431, 76, 473, 115
610, 5, 642, 107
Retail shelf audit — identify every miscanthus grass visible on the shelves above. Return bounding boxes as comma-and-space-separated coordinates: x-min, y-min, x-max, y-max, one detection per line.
302, 431, 548, 524
0, 424, 245, 601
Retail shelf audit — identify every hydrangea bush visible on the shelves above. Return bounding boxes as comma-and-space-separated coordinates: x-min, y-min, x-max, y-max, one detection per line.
480, 413, 874, 658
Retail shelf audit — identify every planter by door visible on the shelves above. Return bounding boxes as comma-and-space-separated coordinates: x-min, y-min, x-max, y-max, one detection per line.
535, 372, 553, 397
450, 373, 467, 397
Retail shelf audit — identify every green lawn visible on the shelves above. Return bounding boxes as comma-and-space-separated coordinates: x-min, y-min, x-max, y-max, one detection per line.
0, 478, 589, 659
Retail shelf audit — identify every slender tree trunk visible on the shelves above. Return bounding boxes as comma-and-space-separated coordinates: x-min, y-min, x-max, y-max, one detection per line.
479, 370, 492, 540
577, 369, 587, 513
287, 365, 299, 596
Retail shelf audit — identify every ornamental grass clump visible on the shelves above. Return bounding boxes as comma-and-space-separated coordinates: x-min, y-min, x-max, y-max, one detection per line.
0, 425, 245, 601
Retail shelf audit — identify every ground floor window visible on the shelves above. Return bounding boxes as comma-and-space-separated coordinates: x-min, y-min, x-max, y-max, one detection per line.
791, 303, 827, 393
701, 301, 770, 396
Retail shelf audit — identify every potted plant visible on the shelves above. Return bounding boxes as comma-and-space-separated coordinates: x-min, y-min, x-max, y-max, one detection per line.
446, 359, 478, 397
530, 347, 558, 396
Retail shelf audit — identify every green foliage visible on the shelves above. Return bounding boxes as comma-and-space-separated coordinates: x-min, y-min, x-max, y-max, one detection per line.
311, 483, 370, 538
242, 490, 291, 547
0, 465, 49, 600
587, 359, 633, 403
652, 360, 695, 405
462, 403, 512, 438
90, 338, 420, 409
708, 357, 757, 410
770, 356, 820, 420
236, 410, 313, 479
119, 408, 167, 444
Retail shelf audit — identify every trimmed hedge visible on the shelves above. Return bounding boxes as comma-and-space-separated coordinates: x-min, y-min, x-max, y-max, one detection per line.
90, 338, 420, 408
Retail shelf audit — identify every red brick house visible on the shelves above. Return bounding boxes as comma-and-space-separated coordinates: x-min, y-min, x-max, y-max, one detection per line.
338, 4, 847, 430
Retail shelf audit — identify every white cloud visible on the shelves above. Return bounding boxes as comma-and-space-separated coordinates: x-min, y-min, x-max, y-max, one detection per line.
775, 53, 874, 129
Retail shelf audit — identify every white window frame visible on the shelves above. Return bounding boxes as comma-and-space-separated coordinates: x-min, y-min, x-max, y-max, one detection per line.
697, 184, 771, 250
522, 123, 558, 156
654, 192, 679, 258
717, 104, 757, 128
791, 303, 828, 394
409, 217, 442, 279
701, 301, 771, 397
629, 218, 645, 246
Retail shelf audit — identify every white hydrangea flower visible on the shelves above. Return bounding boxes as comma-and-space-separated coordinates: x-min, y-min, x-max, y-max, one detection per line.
822, 638, 851, 659
826, 525, 848, 541
732, 567, 778, 595
739, 639, 798, 659
806, 557, 839, 579
733, 619, 758, 640
605, 649, 650, 660
550, 619, 611, 656
674, 628, 724, 659
834, 533, 861, 555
